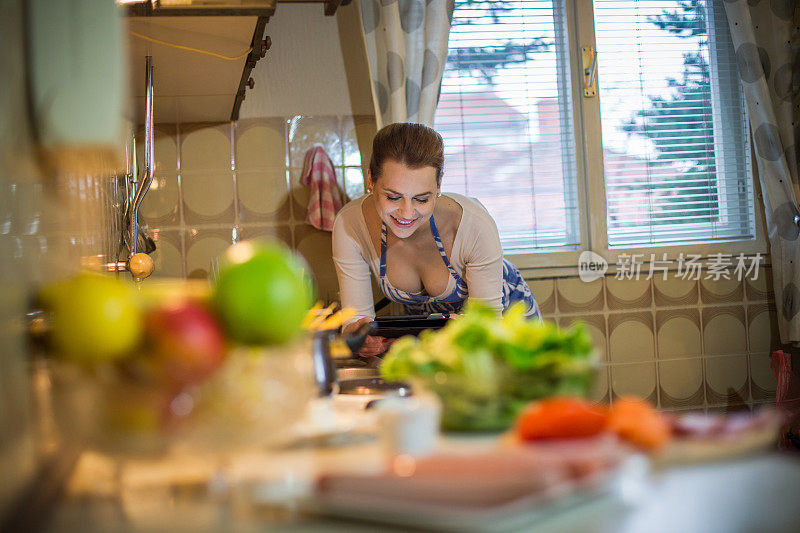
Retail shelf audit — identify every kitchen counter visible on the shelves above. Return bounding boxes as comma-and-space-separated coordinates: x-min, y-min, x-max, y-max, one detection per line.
40, 398, 800, 533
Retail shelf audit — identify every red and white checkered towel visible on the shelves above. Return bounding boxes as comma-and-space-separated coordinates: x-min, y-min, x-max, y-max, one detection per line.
300, 146, 345, 231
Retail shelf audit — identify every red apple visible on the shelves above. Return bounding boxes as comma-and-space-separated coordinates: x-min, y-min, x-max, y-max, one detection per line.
145, 300, 226, 386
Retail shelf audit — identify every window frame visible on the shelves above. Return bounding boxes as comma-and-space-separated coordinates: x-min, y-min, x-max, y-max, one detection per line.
494, 0, 768, 275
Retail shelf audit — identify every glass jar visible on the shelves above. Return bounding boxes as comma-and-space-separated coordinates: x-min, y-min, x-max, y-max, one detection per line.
47, 338, 316, 457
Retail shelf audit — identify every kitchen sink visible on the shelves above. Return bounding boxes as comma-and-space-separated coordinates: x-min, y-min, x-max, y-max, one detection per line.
336, 367, 380, 381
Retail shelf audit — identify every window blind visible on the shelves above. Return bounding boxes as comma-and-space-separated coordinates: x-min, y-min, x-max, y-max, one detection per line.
433, 0, 580, 253
594, 0, 754, 247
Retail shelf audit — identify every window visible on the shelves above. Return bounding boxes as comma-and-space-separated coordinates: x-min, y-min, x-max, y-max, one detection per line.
435, 0, 579, 253
434, 0, 759, 262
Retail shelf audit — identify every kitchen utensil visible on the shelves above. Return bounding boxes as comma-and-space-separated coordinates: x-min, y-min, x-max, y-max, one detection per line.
375, 394, 440, 457
336, 367, 380, 381
337, 377, 411, 397
334, 357, 367, 369
343, 320, 377, 354
371, 313, 450, 339
311, 330, 338, 397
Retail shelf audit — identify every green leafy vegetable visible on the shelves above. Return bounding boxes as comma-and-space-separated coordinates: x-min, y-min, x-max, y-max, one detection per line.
380, 301, 598, 431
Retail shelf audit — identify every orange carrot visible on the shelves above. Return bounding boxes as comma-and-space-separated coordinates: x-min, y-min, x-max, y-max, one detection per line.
606, 396, 671, 451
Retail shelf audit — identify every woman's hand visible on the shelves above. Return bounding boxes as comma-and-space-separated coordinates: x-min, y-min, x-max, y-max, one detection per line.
341, 316, 372, 336
342, 317, 391, 358
359, 334, 392, 358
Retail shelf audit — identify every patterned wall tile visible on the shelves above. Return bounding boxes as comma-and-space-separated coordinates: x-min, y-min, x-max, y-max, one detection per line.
140, 172, 180, 227
555, 277, 604, 313
745, 265, 773, 301
705, 355, 750, 407
312, 276, 340, 304
294, 224, 336, 290
181, 171, 236, 225
288, 115, 343, 168
589, 366, 610, 404
234, 118, 287, 170
237, 223, 293, 248
659, 358, 704, 409
610, 362, 657, 404
606, 277, 652, 310
700, 278, 744, 304
702, 306, 747, 356
656, 309, 701, 359
236, 169, 292, 223
749, 353, 777, 401
747, 303, 780, 354
289, 166, 311, 222
149, 229, 184, 278
608, 312, 654, 364
653, 277, 698, 307
184, 227, 235, 279
527, 279, 555, 315
180, 123, 233, 172
559, 314, 607, 362
136, 124, 179, 172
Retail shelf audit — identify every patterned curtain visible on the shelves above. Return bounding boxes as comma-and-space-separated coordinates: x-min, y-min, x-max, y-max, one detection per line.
357, 0, 455, 128
724, 0, 800, 343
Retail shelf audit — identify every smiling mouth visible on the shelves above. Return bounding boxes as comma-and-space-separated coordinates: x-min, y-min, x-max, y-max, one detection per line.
390, 215, 417, 228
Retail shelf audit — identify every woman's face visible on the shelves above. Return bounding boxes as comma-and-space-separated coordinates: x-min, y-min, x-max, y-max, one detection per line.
368, 159, 440, 239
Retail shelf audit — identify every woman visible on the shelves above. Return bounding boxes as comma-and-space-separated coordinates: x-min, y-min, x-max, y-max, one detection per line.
333, 122, 539, 356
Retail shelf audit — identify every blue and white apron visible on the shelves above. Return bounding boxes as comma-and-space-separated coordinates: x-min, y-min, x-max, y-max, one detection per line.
378, 216, 541, 319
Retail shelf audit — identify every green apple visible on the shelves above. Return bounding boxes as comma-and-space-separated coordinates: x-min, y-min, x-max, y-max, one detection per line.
212, 241, 314, 345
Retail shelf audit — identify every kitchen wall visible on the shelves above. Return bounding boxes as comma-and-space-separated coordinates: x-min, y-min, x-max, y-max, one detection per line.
531, 272, 778, 412
137, 114, 376, 304
239, 4, 374, 118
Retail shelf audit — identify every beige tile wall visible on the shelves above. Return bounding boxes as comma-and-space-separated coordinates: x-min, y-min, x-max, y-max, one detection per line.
140, 118, 779, 412
531, 271, 779, 412
138, 115, 376, 303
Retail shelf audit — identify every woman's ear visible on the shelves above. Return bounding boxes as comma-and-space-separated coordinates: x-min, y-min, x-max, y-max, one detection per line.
366, 169, 375, 193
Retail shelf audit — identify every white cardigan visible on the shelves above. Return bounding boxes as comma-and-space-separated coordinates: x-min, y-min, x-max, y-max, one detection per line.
331, 192, 504, 324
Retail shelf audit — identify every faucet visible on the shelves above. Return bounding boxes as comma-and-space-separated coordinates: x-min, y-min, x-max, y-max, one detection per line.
111, 56, 156, 280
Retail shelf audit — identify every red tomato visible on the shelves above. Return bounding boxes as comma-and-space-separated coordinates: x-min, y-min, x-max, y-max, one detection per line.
516, 397, 608, 441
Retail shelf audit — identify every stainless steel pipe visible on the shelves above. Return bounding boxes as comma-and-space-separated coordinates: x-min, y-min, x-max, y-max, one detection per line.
129, 56, 154, 257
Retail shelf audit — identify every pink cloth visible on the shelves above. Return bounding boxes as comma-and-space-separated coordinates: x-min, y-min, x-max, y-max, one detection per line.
300, 146, 345, 231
